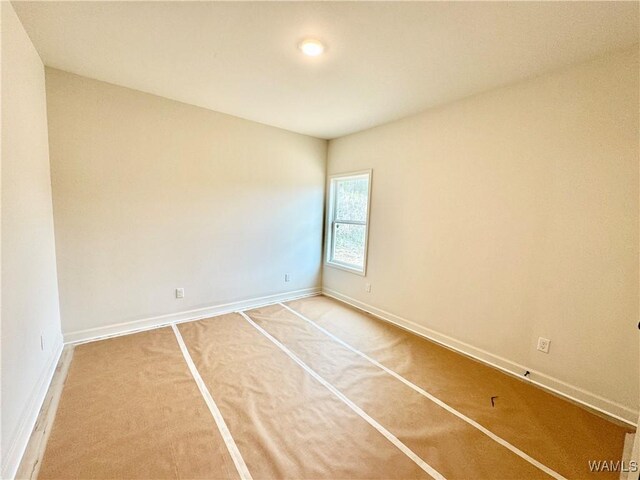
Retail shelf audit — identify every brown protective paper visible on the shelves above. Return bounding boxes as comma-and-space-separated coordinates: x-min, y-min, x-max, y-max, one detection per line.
245, 303, 552, 479
38, 327, 239, 479
177, 313, 432, 480
36, 295, 632, 480
285, 295, 634, 480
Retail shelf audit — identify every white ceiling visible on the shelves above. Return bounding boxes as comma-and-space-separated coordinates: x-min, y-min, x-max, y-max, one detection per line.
13, 1, 639, 139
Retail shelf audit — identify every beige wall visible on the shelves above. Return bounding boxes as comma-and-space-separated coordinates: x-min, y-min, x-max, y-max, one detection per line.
45, 69, 326, 338
1, 3, 63, 477
324, 48, 639, 421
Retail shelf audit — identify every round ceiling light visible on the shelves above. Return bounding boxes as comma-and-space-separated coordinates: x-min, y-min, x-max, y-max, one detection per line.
299, 39, 325, 57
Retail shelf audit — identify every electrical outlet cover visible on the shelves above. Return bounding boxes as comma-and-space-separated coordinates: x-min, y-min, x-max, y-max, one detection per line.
537, 337, 550, 353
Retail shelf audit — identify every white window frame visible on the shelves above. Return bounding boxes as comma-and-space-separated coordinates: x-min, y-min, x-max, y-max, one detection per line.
324, 169, 372, 276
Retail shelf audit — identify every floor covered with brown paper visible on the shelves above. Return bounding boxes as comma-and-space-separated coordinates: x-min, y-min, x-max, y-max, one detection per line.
36, 295, 633, 480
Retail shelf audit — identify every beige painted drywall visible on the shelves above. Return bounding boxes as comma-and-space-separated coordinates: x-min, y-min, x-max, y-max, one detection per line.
45, 69, 326, 337
1, 3, 63, 478
324, 47, 639, 419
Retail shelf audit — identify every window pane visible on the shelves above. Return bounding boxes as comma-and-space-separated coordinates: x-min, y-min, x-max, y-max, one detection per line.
333, 222, 366, 268
335, 177, 368, 222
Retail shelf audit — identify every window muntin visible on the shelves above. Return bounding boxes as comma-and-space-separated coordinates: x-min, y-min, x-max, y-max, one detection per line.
326, 171, 371, 274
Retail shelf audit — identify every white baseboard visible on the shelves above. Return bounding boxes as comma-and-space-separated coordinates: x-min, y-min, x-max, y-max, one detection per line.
64, 287, 322, 345
322, 288, 638, 427
2, 334, 64, 480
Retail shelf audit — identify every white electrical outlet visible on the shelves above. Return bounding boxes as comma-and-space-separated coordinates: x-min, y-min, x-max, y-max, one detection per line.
176, 288, 185, 299
365, 283, 371, 293
284, 273, 290, 282
537, 337, 550, 353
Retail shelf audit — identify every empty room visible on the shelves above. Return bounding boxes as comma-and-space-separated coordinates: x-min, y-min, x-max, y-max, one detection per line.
2, 1, 639, 479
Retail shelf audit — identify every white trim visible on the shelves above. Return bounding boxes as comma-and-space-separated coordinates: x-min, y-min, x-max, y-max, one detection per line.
324, 169, 372, 276
324, 260, 367, 276
64, 288, 321, 345
620, 434, 636, 480
1, 334, 64, 480
279, 302, 566, 480
171, 325, 253, 480
623, 430, 640, 480
238, 311, 445, 480
322, 288, 638, 427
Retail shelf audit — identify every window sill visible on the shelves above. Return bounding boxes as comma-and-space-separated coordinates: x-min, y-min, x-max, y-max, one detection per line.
325, 261, 366, 276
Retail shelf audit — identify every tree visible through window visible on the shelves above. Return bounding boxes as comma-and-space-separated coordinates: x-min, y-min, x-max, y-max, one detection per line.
326, 171, 371, 274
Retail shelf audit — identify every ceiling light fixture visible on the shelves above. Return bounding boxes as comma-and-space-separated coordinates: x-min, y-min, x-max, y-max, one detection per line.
299, 39, 325, 57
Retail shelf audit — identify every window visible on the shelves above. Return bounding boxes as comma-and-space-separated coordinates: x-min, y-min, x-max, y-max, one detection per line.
325, 170, 372, 275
